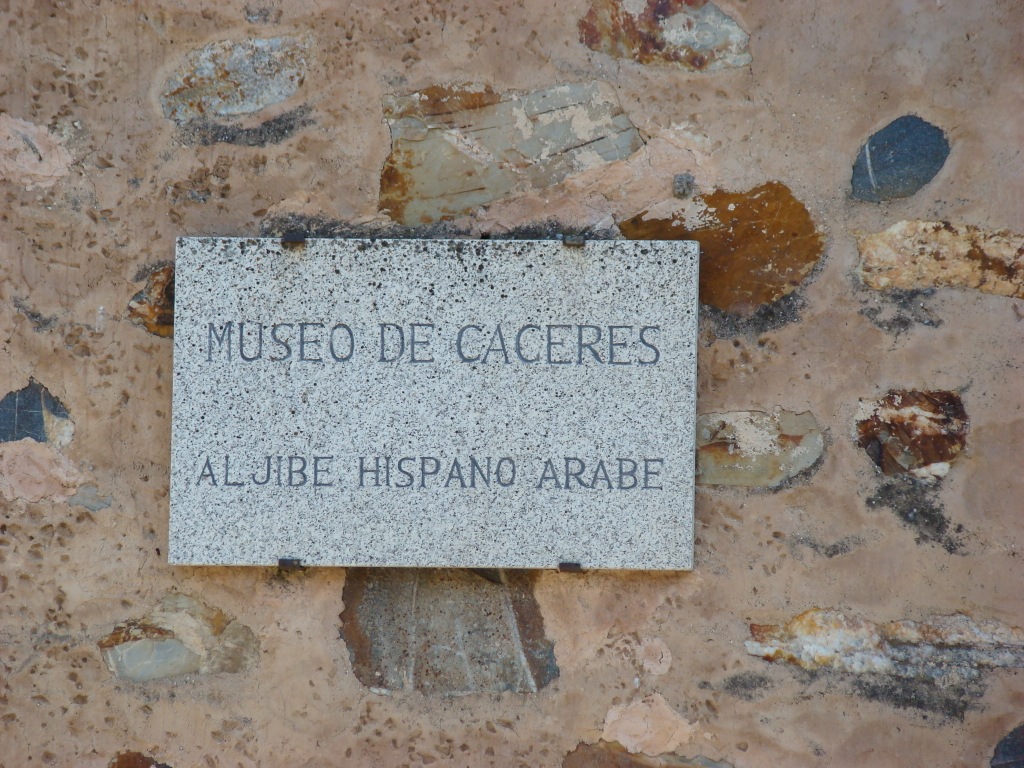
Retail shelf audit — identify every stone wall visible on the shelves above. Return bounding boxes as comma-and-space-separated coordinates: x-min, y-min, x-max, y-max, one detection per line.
2, 1, 1023, 766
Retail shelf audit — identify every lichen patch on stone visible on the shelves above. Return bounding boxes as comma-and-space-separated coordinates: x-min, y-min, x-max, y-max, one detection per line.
379, 82, 643, 225
620, 181, 824, 317
160, 37, 308, 123
579, 0, 751, 71
858, 221, 1024, 298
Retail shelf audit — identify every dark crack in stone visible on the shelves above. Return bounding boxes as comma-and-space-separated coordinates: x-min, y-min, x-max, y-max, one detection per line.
721, 671, 773, 701
852, 115, 950, 202
620, 181, 824, 320
12, 297, 59, 332
563, 742, 734, 768
992, 723, 1024, 768
851, 673, 983, 721
859, 287, 942, 335
579, 0, 751, 71
789, 533, 862, 559
259, 212, 619, 243
127, 264, 175, 338
856, 389, 968, 480
176, 105, 313, 147
340, 568, 558, 695
867, 476, 964, 552
0, 379, 73, 447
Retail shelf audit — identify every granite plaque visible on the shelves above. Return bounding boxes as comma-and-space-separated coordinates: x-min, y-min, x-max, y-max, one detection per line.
170, 238, 699, 569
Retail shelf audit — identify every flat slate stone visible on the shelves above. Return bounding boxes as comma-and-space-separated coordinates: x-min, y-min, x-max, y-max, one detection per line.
0, 379, 72, 446
170, 238, 698, 569
852, 115, 950, 202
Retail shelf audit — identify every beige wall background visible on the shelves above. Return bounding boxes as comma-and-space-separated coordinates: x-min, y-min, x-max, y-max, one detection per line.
1, 1, 1023, 766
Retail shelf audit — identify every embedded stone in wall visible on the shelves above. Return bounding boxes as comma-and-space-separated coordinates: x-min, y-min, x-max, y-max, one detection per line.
127, 264, 175, 338
0, 440, 81, 503
0, 114, 72, 190
99, 594, 258, 682
696, 409, 823, 487
620, 182, 824, 317
108, 752, 172, 768
601, 694, 695, 756
161, 37, 311, 146
67, 483, 113, 511
0, 381, 79, 503
856, 389, 968, 480
858, 221, 1024, 298
851, 116, 949, 202
379, 82, 643, 225
563, 742, 734, 767
579, 0, 751, 71
992, 723, 1024, 768
672, 172, 696, 199
160, 37, 308, 122
747, 608, 1024, 681
0, 379, 73, 448
339, 569, 558, 695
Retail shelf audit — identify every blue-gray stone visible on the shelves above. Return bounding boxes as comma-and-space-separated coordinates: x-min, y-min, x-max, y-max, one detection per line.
0, 379, 70, 444
993, 723, 1024, 768
852, 115, 950, 202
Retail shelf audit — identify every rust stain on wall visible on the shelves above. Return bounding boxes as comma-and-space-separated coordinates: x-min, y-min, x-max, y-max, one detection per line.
127, 264, 175, 338
620, 182, 825, 316
856, 389, 968, 480
108, 753, 172, 768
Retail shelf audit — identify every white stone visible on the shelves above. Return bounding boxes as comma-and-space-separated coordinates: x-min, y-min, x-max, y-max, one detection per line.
170, 238, 698, 569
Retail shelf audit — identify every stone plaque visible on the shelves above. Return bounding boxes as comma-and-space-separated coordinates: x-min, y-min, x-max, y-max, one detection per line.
170, 238, 698, 569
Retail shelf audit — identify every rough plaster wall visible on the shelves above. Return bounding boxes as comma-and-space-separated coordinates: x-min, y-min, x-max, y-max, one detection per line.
1, 1, 1023, 766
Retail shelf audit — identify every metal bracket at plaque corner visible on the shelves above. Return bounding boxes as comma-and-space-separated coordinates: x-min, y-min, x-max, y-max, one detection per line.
557, 561, 585, 573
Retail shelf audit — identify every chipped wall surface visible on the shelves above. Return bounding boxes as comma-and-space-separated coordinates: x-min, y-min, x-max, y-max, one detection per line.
1, 1, 1023, 767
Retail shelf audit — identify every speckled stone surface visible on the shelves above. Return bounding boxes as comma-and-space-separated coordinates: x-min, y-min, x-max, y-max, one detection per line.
170, 238, 698, 569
